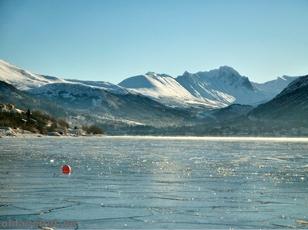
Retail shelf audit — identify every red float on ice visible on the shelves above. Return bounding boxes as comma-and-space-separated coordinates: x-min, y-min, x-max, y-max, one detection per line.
62, 164, 72, 174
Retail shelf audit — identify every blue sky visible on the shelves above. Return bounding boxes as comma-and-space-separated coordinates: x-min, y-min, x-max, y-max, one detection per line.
0, 0, 307, 83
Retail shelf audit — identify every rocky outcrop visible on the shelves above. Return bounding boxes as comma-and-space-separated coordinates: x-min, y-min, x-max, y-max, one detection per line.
0, 103, 24, 114
0, 127, 17, 136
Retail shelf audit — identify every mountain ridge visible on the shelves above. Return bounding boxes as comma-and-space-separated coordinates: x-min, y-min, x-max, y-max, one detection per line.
119, 72, 221, 108
250, 75, 308, 122
1, 59, 308, 135
176, 66, 262, 105
0, 59, 298, 109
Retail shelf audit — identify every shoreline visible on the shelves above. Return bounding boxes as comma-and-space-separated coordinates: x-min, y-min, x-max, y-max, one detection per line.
105, 135, 308, 142
2, 134, 308, 142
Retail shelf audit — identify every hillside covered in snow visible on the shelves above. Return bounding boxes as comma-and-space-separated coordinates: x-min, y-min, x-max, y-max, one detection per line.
1, 59, 306, 135
1, 59, 296, 110
119, 72, 221, 108
176, 66, 265, 106
0, 60, 66, 90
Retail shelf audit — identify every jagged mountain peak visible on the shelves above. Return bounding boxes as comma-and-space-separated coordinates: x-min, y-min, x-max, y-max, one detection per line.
217, 65, 241, 74
193, 65, 240, 77
176, 66, 261, 105
199, 66, 251, 87
181, 65, 239, 77
181, 66, 254, 91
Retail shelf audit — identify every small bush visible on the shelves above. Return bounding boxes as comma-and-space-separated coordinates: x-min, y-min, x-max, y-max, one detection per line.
58, 119, 69, 128
82, 124, 104, 134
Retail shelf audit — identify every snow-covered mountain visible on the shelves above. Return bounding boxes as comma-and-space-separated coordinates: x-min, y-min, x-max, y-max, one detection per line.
119, 72, 221, 108
0, 80, 69, 117
176, 66, 267, 105
119, 72, 193, 99
119, 66, 292, 108
65, 79, 128, 94
0, 59, 300, 112
0, 60, 198, 128
0, 59, 127, 94
252, 75, 298, 99
0, 60, 65, 90
250, 75, 308, 121
2, 58, 307, 134
28, 82, 195, 127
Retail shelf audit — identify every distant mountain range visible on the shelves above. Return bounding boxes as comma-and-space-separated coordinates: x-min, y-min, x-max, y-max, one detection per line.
0, 59, 296, 109
120, 66, 296, 108
0, 59, 306, 135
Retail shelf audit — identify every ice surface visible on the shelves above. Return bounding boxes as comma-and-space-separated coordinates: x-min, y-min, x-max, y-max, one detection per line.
0, 137, 308, 229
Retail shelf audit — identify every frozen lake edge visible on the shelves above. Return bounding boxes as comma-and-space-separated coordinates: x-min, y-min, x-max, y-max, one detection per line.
3, 134, 308, 143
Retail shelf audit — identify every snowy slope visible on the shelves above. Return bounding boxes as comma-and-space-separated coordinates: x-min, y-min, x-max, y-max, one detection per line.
277, 75, 308, 97
252, 76, 298, 98
28, 82, 195, 127
0, 59, 128, 94
1, 59, 299, 110
65, 79, 128, 94
119, 72, 222, 108
250, 75, 308, 121
0, 60, 66, 90
177, 66, 267, 105
119, 72, 195, 99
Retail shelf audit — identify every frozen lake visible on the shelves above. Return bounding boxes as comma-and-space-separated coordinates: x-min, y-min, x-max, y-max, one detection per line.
1, 136, 308, 229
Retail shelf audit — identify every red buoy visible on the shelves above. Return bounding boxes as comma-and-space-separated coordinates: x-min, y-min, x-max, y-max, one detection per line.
62, 164, 72, 174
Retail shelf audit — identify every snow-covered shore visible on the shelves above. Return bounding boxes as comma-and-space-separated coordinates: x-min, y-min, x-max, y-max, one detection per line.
1, 131, 308, 142
0, 127, 104, 138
